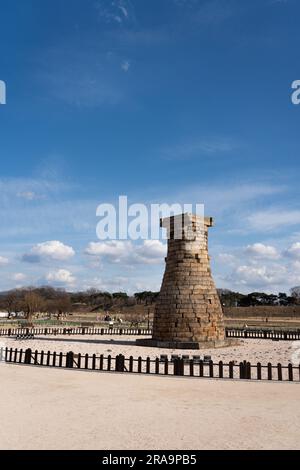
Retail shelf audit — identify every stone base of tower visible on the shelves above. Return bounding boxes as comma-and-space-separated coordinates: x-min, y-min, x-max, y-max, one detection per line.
136, 337, 239, 350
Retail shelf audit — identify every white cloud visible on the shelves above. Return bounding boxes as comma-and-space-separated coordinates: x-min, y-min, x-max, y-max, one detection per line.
230, 264, 287, 288
135, 240, 167, 263
245, 243, 279, 259
82, 275, 129, 292
285, 242, 300, 259
246, 209, 300, 231
30, 240, 75, 261
85, 240, 166, 265
0, 256, 9, 266
85, 241, 131, 260
217, 253, 237, 265
46, 269, 76, 285
121, 60, 130, 72
12, 273, 26, 282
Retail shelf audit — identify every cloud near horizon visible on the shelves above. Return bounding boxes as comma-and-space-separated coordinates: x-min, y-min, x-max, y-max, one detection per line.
0, 256, 9, 266
46, 269, 76, 286
85, 239, 167, 265
23, 241, 75, 263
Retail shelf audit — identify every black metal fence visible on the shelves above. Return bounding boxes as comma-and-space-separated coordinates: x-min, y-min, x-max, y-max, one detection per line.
2, 347, 300, 382
0, 327, 152, 337
226, 328, 300, 341
1, 326, 300, 340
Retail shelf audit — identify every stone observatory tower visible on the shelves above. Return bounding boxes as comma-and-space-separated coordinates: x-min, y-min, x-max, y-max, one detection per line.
138, 213, 227, 349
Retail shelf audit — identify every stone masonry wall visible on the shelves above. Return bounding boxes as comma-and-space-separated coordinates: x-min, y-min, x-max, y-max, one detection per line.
153, 214, 225, 343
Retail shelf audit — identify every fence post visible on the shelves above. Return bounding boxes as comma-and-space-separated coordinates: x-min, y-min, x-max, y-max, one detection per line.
155, 357, 159, 374
24, 348, 32, 365
219, 361, 223, 379
146, 357, 151, 374
164, 358, 168, 375
267, 363, 272, 381
257, 362, 262, 380
174, 358, 184, 376
46, 351, 51, 366
248, 362, 252, 380
115, 354, 125, 372
18, 349, 23, 364
229, 361, 234, 379
190, 359, 194, 377
288, 364, 293, 382
138, 357, 142, 373
173, 358, 178, 375
92, 354, 96, 370
84, 353, 89, 369
199, 360, 204, 377
34, 350, 38, 365
277, 363, 282, 381
239, 362, 245, 379
66, 351, 74, 368
76, 353, 81, 369
209, 360, 214, 378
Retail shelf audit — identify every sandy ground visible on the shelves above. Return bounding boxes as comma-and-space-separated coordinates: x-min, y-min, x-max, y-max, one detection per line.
2, 334, 299, 364
0, 363, 299, 450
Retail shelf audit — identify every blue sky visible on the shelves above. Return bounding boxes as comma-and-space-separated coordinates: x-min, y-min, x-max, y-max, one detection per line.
0, 0, 300, 294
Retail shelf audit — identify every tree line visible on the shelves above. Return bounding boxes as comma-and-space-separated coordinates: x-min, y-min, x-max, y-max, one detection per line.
217, 288, 300, 307
0, 286, 300, 322
0, 287, 160, 321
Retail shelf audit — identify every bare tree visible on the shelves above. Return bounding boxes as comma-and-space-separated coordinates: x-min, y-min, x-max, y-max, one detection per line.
45, 292, 72, 320
290, 286, 300, 303
3, 290, 19, 319
55, 293, 72, 320
22, 291, 46, 323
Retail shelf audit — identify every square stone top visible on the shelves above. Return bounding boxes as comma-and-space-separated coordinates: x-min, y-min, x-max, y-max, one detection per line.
160, 213, 213, 229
